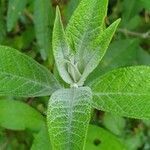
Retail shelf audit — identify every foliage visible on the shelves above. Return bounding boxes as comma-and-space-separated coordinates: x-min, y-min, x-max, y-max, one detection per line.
0, 0, 150, 149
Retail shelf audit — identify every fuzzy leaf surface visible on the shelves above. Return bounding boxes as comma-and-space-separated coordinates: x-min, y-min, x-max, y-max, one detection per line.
0, 45, 60, 97
66, 0, 108, 53
53, 7, 73, 84
47, 87, 92, 149
77, 19, 121, 85
90, 66, 150, 119
66, 0, 109, 79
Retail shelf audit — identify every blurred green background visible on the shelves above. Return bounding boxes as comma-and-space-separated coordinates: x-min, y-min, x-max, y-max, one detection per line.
0, 0, 150, 149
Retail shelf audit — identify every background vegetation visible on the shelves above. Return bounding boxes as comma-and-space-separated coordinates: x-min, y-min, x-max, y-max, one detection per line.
0, 0, 150, 149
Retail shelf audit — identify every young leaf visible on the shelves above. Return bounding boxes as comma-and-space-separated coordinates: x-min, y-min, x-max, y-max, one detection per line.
7, 0, 27, 32
0, 45, 60, 97
66, 0, 109, 77
66, 0, 108, 53
53, 7, 73, 84
77, 19, 121, 85
47, 87, 92, 149
86, 125, 126, 150
0, 100, 44, 131
90, 66, 150, 120
34, 0, 54, 62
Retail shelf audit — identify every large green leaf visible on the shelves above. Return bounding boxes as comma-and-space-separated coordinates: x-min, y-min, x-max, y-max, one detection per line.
7, 0, 27, 32
0, 45, 60, 97
0, 100, 44, 131
53, 7, 73, 85
86, 125, 126, 150
34, 0, 54, 62
90, 66, 150, 119
47, 87, 92, 149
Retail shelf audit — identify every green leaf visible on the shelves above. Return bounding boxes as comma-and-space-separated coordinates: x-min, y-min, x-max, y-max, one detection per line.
66, 0, 110, 79
0, 100, 44, 131
34, 0, 54, 62
0, 45, 60, 97
66, 0, 108, 53
53, 7, 73, 85
47, 87, 92, 149
31, 125, 52, 150
90, 66, 150, 119
86, 125, 126, 150
78, 19, 121, 85
7, 0, 27, 32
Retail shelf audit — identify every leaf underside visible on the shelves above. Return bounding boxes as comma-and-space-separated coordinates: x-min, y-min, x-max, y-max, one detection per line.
47, 87, 92, 150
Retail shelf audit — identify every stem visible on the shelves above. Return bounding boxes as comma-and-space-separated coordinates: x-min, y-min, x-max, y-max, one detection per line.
117, 28, 150, 39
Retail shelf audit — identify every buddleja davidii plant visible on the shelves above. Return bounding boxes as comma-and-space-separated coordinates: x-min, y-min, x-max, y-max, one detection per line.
49, 0, 120, 148
48, 0, 150, 149
0, 0, 150, 150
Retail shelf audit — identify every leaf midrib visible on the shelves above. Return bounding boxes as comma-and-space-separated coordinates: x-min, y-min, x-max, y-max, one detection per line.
0, 71, 51, 89
68, 88, 74, 148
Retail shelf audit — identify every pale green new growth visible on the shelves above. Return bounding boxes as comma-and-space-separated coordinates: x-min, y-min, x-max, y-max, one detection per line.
47, 87, 92, 149
90, 66, 150, 119
53, 0, 120, 86
53, 7, 73, 85
0, 46, 60, 97
77, 19, 121, 85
